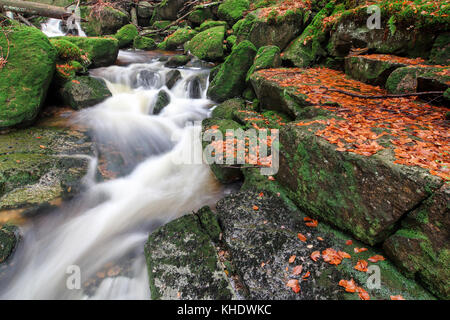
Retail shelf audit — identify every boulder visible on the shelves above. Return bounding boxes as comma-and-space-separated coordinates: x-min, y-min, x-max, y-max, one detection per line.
133, 36, 157, 50
246, 45, 281, 81
157, 0, 187, 20
137, 1, 155, 25
114, 24, 139, 48
165, 70, 181, 89
386, 66, 450, 95
184, 26, 225, 61
0, 24, 57, 130
207, 40, 256, 102
145, 208, 234, 299
383, 184, 450, 300
233, 8, 306, 50
164, 55, 190, 68
217, 0, 249, 26
153, 90, 170, 114
211, 98, 246, 120
0, 225, 18, 264
157, 28, 198, 50
188, 7, 214, 25
80, 5, 129, 36
54, 36, 119, 68
61, 76, 112, 110
429, 33, 450, 65
197, 20, 227, 32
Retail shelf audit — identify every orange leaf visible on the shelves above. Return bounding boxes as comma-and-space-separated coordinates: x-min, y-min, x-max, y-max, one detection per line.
357, 287, 370, 300
288, 255, 296, 263
368, 255, 385, 263
354, 260, 369, 272
252, 205, 259, 211
354, 247, 368, 253
302, 271, 310, 280
338, 279, 357, 293
310, 251, 320, 262
297, 233, 307, 242
345, 240, 353, 245
305, 219, 318, 227
286, 279, 300, 293
292, 265, 303, 276
338, 251, 351, 259
390, 295, 405, 300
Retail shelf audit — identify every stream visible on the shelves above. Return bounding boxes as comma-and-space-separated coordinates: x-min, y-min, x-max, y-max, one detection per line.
0, 50, 224, 299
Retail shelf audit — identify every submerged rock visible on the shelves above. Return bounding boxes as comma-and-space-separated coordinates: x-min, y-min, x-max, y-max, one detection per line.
165, 70, 181, 89
0, 24, 57, 130
154, 90, 170, 115
207, 40, 256, 102
61, 76, 112, 110
145, 207, 234, 299
0, 225, 18, 264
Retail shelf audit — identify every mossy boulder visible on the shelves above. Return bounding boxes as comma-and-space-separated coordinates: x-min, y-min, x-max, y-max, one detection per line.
157, 28, 198, 50
153, 90, 170, 114
152, 20, 172, 29
383, 184, 450, 299
211, 98, 246, 120
246, 45, 281, 81
197, 20, 227, 32
385, 66, 450, 94
207, 40, 257, 102
165, 70, 181, 89
233, 8, 306, 50
61, 76, 112, 110
145, 208, 233, 299
0, 24, 57, 130
429, 33, 450, 65
50, 38, 84, 62
157, 0, 188, 20
282, 2, 336, 67
133, 36, 157, 50
80, 5, 129, 36
53, 36, 119, 68
0, 225, 18, 264
184, 26, 225, 61
188, 7, 214, 25
114, 24, 139, 48
217, 0, 250, 25
164, 55, 190, 68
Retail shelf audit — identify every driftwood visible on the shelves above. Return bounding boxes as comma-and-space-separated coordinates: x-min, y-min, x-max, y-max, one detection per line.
319, 86, 444, 99
0, 0, 70, 19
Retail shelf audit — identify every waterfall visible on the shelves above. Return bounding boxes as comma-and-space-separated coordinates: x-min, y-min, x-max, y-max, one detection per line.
41, 18, 86, 37
0, 55, 222, 299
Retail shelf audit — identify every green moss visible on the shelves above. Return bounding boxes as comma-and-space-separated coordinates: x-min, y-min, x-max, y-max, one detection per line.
217, 0, 250, 25
246, 45, 281, 81
184, 26, 225, 61
114, 24, 138, 48
80, 5, 129, 36
189, 8, 214, 25
152, 20, 172, 29
0, 24, 57, 130
207, 40, 257, 102
0, 225, 18, 263
198, 20, 228, 32
133, 36, 157, 50
158, 27, 198, 50
61, 75, 111, 110
50, 39, 83, 62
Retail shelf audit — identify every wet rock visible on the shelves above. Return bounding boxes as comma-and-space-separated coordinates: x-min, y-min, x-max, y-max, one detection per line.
0, 121, 94, 214
429, 33, 450, 65
186, 77, 202, 99
157, 28, 198, 51
54, 36, 119, 68
80, 5, 129, 36
217, 0, 249, 26
216, 190, 435, 300
61, 76, 112, 110
184, 26, 226, 62
383, 184, 450, 299
164, 55, 190, 68
0, 23, 57, 130
114, 24, 139, 48
145, 208, 234, 299
233, 8, 305, 50
0, 225, 18, 264
136, 70, 162, 89
207, 40, 257, 102
154, 90, 170, 114
165, 70, 181, 89
133, 36, 157, 50
246, 45, 281, 82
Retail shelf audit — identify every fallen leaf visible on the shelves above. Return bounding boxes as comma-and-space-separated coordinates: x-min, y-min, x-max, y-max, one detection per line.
338, 279, 357, 293
292, 265, 303, 276
310, 251, 320, 262
305, 219, 318, 227
252, 205, 259, 211
357, 287, 370, 300
338, 251, 351, 259
286, 279, 300, 293
297, 233, 307, 242
354, 247, 368, 253
302, 271, 310, 280
345, 240, 353, 245
368, 255, 385, 263
354, 260, 369, 272
390, 295, 405, 300
317, 237, 324, 241
289, 255, 296, 263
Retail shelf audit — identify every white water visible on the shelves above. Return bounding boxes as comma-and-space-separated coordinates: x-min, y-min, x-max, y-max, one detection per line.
0, 56, 222, 299
41, 18, 86, 37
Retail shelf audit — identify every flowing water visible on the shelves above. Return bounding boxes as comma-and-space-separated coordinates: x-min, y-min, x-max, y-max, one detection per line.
41, 18, 86, 37
0, 52, 224, 299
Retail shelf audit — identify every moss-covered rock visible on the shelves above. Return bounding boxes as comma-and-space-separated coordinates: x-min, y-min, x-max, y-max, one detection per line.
246, 45, 281, 81
0, 224, 18, 264
207, 40, 257, 102
114, 24, 138, 48
153, 90, 170, 114
198, 20, 227, 32
184, 26, 225, 61
429, 33, 450, 65
157, 0, 187, 20
145, 208, 234, 299
157, 28, 198, 50
152, 20, 172, 29
50, 38, 83, 62
385, 66, 450, 94
133, 36, 157, 50
233, 8, 306, 50
53, 36, 119, 68
211, 98, 246, 120
188, 7, 214, 25
61, 76, 112, 110
217, 0, 250, 25
164, 55, 190, 68
0, 24, 57, 130
165, 70, 181, 89
383, 184, 450, 299
80, 5, 129, 36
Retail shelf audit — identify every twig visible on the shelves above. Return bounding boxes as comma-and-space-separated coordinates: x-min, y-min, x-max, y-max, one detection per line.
319, 86, 444, 99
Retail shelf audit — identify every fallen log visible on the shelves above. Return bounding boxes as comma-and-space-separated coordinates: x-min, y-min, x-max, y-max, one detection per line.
0, 0, 70, 19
